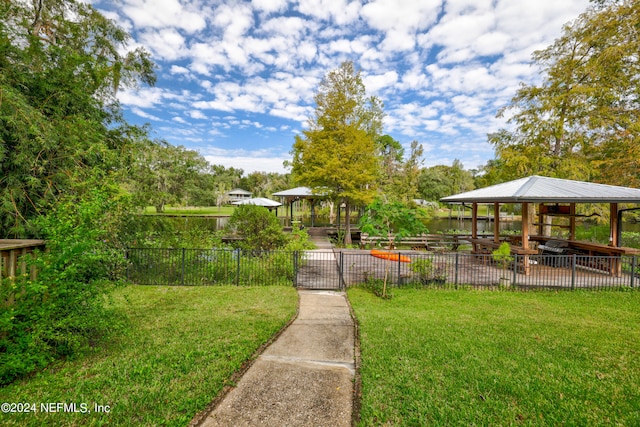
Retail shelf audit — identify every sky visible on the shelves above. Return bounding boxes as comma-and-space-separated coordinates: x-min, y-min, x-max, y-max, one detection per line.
92, 0, 591, 175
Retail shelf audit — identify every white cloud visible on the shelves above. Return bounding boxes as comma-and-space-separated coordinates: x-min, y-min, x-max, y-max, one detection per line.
121, 0, 207, 33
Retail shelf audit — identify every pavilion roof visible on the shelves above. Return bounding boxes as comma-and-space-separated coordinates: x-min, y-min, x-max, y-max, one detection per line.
441, 175, 640, 204
272, 187, 328, 198
232, 197, 282, 207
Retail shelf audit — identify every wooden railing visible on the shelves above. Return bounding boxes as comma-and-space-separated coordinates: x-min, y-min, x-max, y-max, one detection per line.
0, 239, 46, 280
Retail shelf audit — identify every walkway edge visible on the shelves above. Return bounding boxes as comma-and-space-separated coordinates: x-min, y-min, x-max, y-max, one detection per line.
188, 292, 302, 427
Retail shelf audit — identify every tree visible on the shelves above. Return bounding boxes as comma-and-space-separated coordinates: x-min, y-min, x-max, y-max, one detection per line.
0, 0, 155, 236
376, 136, 424, 203
359, 197, 428, 297
129, 142, 209, 212
486, 0, 640, 186
291, 61, 383, 244
418, 160, 474, 202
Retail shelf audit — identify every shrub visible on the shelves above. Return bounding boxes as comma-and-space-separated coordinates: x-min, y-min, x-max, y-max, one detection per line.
226, 205, 288, 251
0, 189, 127, 385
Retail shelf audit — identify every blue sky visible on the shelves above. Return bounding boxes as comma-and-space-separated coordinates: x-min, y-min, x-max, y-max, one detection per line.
92, 0, 590, 175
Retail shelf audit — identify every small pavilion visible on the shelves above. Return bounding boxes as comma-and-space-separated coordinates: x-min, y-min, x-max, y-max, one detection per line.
272, 187, 327, 226
441, 175, 640, 275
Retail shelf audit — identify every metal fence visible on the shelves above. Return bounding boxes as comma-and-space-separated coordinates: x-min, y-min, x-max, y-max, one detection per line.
126, 248, 298, 286
125, 248, 640, 291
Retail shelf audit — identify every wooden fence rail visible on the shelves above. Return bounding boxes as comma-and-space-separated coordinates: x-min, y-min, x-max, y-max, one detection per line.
0, 240, 46, 280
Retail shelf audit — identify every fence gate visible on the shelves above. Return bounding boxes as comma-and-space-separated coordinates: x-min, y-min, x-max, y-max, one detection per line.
296, 250, 343, 290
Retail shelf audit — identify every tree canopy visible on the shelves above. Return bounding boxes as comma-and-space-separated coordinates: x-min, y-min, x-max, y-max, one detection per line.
0, 0, 155, 236
484, 0, 640, 186
291, 61, 383, 244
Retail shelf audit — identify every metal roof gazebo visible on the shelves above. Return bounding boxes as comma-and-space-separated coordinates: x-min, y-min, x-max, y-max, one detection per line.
272, 187, 328, 226
441, 175, 640, 275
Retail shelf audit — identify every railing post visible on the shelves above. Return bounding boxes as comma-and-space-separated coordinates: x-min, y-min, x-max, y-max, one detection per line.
512, 254, 518, 287
454, 252, 459, 288
631, 256, 637, 288
339, 251, 345, 290
397, 253, 402, 287
235, 248, 241, 286
293, 251, 298, 288
181, 248, 186, 285
571, 254, 576, 290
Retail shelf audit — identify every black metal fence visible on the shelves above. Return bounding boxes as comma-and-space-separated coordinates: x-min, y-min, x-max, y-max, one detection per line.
125, 248, 640, 291
126, 248, 298, 286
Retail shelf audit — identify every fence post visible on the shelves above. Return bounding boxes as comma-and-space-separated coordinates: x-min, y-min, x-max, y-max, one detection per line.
454, 252, 459, 288
339, 251, 344, 290
181, 248, 186, 285
512, 254, 518, 287
397, 253, 402, 287
235, 248, 241, 286
571, 254, 576, 290
631, 256, 637, 288
293, 251, 298, 288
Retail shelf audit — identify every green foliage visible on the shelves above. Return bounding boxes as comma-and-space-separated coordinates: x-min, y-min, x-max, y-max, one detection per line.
0, 0, 155, 236
359, 197, 429, 246
485, 0, 640, 186
291, 61, 383, 245
491, 242, 514, 278
128, 141, 212, 212
409, 258, 447, 285
226, 205, 288, 251
0, 188, 128, 385
418, 160, 475, 202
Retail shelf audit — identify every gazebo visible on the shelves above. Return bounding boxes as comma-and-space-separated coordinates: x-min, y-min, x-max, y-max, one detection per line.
441, 175, 640, 275
272, 187, 327, 226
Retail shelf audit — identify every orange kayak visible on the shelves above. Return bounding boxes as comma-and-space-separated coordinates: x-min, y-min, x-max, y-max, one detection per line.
370, 249, 411, 263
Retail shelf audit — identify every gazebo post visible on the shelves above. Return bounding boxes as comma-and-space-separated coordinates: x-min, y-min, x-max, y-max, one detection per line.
472, 203, 478, 239
610, 203, 619, 246
493, 203, 500, 244
522, 202, 530, 249
570, 203, 576, 240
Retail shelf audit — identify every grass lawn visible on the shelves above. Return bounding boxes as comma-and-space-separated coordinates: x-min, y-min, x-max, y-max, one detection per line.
348, 288, 640, 426
0, 285, 298, 426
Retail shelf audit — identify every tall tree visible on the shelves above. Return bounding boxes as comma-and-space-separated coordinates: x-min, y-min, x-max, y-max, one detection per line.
291, 61, 383, 244
0, 0, 155, 236
418, 160, 474, 202
129, 142, 210, 212
486, 0, 640, 186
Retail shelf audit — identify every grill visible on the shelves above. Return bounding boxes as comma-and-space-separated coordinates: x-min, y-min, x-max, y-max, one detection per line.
538, 240, 569, 254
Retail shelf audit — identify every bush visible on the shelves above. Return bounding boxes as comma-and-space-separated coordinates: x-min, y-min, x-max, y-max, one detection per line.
0, 189, 127, 385
226, 205, 288, 251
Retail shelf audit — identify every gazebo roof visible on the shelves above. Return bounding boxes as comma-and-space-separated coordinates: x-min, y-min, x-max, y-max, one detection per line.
272, 187, 327, 198
227, 188, 252, 195
232, 197, 281, 207
441, 176, 640, 204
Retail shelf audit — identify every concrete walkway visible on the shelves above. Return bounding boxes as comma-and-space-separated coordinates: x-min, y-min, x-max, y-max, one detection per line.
195, 290, 355, 427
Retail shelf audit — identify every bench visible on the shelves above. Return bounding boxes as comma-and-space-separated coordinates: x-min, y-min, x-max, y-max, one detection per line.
359, 234, 468, 251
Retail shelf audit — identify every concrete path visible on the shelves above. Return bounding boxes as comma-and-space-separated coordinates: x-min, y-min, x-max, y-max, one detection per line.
195, 290, 355, 427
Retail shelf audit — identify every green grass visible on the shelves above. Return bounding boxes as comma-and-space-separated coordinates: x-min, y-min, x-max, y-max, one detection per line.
0, 285, 297, 426
143, 206, 235, 215
348, 288, 640, 426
